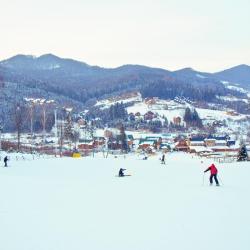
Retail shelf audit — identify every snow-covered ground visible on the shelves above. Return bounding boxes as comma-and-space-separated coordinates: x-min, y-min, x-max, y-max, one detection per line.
95, 93, 142, 109
216, 95, 249, 103
127, 101, 248, 122
0, 152, 250, 250
221, 80, 250, 97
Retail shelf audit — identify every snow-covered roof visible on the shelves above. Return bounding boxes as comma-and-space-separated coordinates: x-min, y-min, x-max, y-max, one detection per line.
215, 140, 227, 144
95, 129, 105, 137
210, 146, 231, 150
204, 138, 216, 141
190, 141, 204, 144
189, 146, 212, 152
139, 141, 155, 146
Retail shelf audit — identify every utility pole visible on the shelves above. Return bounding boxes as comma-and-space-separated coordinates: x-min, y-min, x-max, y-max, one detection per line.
54, 108, 58, 156
0, 124, 3, 151
29, 102, 35, 152
16, 105, 21, 151
41, 101, 46, 143
60, 120, 64, 157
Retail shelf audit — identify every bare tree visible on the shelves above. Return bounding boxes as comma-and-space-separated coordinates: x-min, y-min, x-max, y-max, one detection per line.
13, 103, 27, 151
72, 130, 80, 150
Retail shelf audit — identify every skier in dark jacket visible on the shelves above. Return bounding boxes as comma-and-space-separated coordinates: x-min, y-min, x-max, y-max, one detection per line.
161, 154, 166, 164
4, 156, 8, 167
118, 168, 126, 177
204, 163, 219, 186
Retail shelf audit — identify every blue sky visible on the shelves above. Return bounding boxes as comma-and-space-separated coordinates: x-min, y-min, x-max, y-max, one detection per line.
0, 0, 249, 71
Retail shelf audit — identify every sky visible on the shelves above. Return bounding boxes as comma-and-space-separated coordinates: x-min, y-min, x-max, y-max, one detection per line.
0, 0, 249, 72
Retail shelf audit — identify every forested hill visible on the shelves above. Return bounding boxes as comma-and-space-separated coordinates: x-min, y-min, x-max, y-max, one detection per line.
1, 54, 249, 107
0, 54, 250, 131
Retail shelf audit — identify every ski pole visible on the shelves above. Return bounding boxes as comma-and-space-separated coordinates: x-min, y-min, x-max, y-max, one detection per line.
217, 175, 223, 186
202, 172, 205, 186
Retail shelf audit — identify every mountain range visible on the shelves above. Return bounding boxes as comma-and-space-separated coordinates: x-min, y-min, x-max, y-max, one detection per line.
0, 54, 250, 130
1, 54, 249, 90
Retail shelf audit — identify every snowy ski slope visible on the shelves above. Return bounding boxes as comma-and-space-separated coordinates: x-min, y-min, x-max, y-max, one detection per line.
0, 152, 249, 250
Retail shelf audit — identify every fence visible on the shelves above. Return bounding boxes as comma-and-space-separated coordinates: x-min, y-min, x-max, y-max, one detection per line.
197, 152, 238, 163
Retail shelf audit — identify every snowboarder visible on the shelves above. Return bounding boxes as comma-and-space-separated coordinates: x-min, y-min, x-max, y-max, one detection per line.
4, 156, 8, 167
161, 154, 166, 164
118, 168, 126, 177
204, 163, 219, 186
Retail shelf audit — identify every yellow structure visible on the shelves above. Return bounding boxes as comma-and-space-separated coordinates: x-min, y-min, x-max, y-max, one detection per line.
72, 152, 81, 158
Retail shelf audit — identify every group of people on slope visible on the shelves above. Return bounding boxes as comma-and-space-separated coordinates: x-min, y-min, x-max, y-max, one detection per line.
3, 153, 220, 186
119, 154, 220, 186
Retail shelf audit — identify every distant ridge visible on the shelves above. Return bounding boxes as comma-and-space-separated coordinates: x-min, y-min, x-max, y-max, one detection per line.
214, 64, 250, 87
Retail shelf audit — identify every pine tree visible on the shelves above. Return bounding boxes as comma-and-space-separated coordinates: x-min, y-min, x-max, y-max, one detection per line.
184, 107, 202, 128
237, 144, 248, 161
64, 112, 74, 141
184, 107, 192, 125
192, 109, 203, 128
119, 124, 128, 153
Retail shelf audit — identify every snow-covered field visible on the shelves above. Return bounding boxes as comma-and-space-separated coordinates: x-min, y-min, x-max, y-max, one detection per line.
0, 152, 250, 250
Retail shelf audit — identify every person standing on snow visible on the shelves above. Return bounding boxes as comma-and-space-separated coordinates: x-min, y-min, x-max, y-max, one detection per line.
204, 163, 219, 186
161, 153, 166, 165
4, 156, 8, 167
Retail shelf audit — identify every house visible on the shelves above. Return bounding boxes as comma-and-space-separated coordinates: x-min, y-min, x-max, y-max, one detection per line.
144, 136, 162, 149
159, 143, 171, 151
173, 117, 182, 126
227, 140, 236, 147
210, 146, 239, 153
189, 146, 212, 154
204, 138, 216, 147
78, 140, 94, 150
93, 136, 105, 148
145, 98, 157, 105
188, 137, 205, 147
127, 134, 134, 147
108, 142, 123, 150
226, 111, 239, 116
138, 139, 157, 150
207, 135, 229, 146
175, 140, 189, 152
215, 140, 227, 146
144, 111, 155, 121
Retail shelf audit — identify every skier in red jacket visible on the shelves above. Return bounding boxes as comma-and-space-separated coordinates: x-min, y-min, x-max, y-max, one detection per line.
204, 163, 219, 186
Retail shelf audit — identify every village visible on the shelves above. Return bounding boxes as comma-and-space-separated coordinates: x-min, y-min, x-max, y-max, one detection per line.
0, 117, 249, 164
0, 92, 249, 163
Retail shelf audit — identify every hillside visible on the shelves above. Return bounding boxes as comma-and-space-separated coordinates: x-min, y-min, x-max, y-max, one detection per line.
1, 54, 246, 106
0, 54, 250, 131
214, 64, 250, 89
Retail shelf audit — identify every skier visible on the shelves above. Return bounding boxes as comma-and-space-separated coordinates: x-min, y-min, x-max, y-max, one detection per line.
142, 152, 148, 160
118, 168, 126, 177
204, 163, 219, 186
161, 153, 166, 164
4, 156, 8, 167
